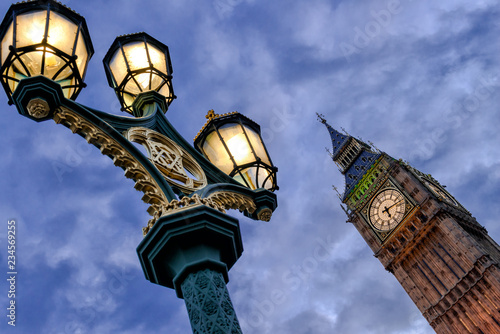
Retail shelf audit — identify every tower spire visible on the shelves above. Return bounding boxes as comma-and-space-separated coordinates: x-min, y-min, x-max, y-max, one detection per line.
317, 113, 351, 161
318, 114, 382, 200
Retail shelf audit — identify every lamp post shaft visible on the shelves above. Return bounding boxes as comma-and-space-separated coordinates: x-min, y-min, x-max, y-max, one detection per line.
181, 268, 243, 333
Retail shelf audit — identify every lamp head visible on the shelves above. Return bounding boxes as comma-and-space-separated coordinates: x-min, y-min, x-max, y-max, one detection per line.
103, 32, 175, 115
0, 0, 94, 103
194, 110, 278, 192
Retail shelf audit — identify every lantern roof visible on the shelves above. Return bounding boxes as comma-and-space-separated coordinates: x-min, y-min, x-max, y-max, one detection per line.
194, 109, 259, 144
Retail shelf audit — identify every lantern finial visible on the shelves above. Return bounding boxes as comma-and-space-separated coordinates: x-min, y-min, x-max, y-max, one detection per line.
206, 109, 217, 120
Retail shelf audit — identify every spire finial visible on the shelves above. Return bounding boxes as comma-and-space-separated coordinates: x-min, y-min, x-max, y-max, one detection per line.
325, 147, 334, 159
368, 140, 380, 153
316, 112, 327, 124
332, 185, 342, 200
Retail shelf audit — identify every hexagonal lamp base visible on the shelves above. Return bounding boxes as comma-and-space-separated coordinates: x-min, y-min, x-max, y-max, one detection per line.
137, 205, 244, 333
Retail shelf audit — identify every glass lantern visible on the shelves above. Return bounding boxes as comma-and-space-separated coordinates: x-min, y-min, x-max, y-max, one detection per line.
194, 110, 278, 191
0, 0, 94, 102
103, 32, 175, 115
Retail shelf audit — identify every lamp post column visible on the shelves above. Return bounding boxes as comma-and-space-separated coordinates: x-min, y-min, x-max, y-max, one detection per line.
137, 204, 245, 334
181, 268, 242, 333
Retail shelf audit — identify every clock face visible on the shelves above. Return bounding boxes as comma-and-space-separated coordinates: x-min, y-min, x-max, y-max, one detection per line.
369, 189, 406, 231
423, 180, 457, 205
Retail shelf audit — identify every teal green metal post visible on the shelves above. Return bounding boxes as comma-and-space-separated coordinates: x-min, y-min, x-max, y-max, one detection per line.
137, 205, 245, 334
181, 268, 242, 333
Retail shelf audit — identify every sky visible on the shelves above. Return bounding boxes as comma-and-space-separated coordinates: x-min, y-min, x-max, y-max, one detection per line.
0, 0, 498, 333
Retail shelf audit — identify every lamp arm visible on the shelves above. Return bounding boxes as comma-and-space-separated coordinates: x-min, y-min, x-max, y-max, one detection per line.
12, 76, 178, 221
89, 92, 244, 187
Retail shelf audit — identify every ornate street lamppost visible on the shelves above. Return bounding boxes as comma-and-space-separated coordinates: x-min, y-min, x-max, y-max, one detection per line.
0, 1, 278, 333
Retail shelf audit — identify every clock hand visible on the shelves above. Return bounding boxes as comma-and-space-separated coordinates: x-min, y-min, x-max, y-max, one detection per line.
382, 199, 404, 216
383, 207, 391, 218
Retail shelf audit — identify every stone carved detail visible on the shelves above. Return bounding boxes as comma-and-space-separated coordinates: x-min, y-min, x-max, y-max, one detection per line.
53, 107, 169, 225
124, 127, 207, 194
27, 98, 50, 118
181, 269, 242, 334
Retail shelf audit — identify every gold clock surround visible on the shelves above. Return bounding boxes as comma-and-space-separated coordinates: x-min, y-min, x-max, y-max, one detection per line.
360, 179, 416, 241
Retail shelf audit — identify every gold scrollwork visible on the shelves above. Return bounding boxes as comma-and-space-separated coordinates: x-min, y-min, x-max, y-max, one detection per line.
52, 107, 170, 227
124, 127, 207, 194
142, 191, 264, 235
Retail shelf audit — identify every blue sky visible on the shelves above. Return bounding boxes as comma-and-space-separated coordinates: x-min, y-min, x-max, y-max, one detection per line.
0, 0, 499, 333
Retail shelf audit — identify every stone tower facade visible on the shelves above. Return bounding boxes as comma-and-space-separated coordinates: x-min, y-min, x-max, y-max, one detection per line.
319, 115, 500, 333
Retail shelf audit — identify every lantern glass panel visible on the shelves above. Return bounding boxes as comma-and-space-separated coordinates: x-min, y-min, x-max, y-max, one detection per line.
74, 28, 88, 77
123, 41, 149, 71
1, 22, 13, 64
58, 76, 76, 99
109, 47, 127, 85
243, 125, 271, 166
147, 42, 167, 73
7, 57, 30, 92
158, 83, 172, 98
122, 92, 135, 109
218, 123, 255, 166
233, 166, 273, 190
47, 12, 78, 55
149, 70, 164, 91
16, 11, 46, 48
18, 51, 43, 75
202, 130, 234, 175
44, 48, 71, 80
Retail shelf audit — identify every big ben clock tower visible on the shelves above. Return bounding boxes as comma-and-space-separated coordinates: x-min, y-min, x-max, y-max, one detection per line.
318, 114, 500, 333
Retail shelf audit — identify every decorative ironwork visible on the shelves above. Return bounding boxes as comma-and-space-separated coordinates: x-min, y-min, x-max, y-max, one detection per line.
124, 127, 207, 194
181, 269, 242, 334
27, 98, 50, 118
142, 194, 222, 235
207, 191, 257, 215
142, 191, 263, 235
52, 106, 170, 223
